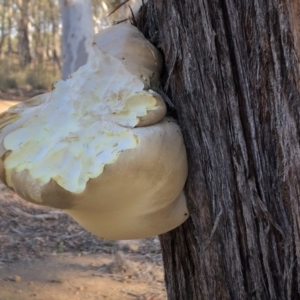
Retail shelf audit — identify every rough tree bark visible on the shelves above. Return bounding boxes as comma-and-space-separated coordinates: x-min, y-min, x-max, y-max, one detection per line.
136, 1, 300, 299
60, 0, 93, 79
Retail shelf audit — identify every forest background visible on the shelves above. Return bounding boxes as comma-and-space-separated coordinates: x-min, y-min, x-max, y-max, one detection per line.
0, 0, 139, 92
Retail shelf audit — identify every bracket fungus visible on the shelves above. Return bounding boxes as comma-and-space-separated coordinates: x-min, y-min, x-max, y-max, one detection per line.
0, 24, 189, 240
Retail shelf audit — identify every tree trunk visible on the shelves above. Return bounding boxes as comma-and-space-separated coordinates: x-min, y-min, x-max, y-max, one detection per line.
0, 0, 8, 58
7, 4, 12, 55
60, 0, 94, 79
136, 1, 300, 299
17, 0, 31, 67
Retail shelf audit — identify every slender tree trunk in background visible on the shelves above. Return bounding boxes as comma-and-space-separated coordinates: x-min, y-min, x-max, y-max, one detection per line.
7, 5, 12, 55
17, 0, 31, 67
60, 0, 93, 79
34, 0, 43, 64
0, 0, 8, 58
50, 0, 61, 72
137, 1, 300, 299
6, 4, 13, 70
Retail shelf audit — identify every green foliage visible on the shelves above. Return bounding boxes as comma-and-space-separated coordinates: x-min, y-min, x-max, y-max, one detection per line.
25, 65, 58, 90
0, 76, 18, 91
3, 77, 17, 89
0, 60, 18, 91
0, 59, 59, 91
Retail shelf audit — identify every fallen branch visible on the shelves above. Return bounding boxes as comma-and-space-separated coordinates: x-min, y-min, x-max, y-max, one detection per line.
122, 291, 143, 299
92, 273, 124, 279
10, 207, 65, 220
59, 231, 85, 240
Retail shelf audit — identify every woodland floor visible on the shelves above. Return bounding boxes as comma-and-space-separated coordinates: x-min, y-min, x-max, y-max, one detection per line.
0, 94, 166, 300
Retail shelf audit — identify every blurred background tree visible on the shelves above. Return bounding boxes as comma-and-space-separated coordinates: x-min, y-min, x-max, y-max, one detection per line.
0, 0, 141, 91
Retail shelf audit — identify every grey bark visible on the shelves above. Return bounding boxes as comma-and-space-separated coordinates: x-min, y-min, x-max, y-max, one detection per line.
60, 0, 93, 79
0, 0, 8, 56
17, 0, 31, 67
136, 1, 300, 299
7, 5, 12, 55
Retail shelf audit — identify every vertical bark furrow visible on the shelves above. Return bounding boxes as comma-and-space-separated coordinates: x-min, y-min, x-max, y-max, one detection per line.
137, 0, 300, 299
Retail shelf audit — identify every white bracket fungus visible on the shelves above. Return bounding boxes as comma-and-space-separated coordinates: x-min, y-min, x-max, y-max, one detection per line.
0, 24, 189, 240
94, 24, 163, 89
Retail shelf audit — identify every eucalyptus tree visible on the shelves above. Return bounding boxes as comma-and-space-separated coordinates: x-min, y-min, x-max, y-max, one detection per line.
0, 0, 8, 56
15, 0, 31, 66
60, 0, 93, 79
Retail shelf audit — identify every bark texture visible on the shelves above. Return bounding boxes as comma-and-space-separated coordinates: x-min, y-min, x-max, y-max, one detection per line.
136, 1, 300, 299
287, 0, 300, 63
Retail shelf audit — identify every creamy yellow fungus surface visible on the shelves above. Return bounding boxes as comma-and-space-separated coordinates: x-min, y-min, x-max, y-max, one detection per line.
2, 45, 161, 194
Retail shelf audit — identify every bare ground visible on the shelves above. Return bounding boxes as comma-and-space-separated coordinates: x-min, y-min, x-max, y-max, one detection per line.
0, 96, 167, 300
0, 184, 166, 300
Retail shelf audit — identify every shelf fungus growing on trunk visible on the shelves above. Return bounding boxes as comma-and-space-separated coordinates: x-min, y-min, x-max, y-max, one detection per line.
0, 24, 189, 240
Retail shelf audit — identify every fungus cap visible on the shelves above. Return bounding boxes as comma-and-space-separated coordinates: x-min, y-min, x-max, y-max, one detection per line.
0, 24, 188, 240
94, 23, 163, 89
